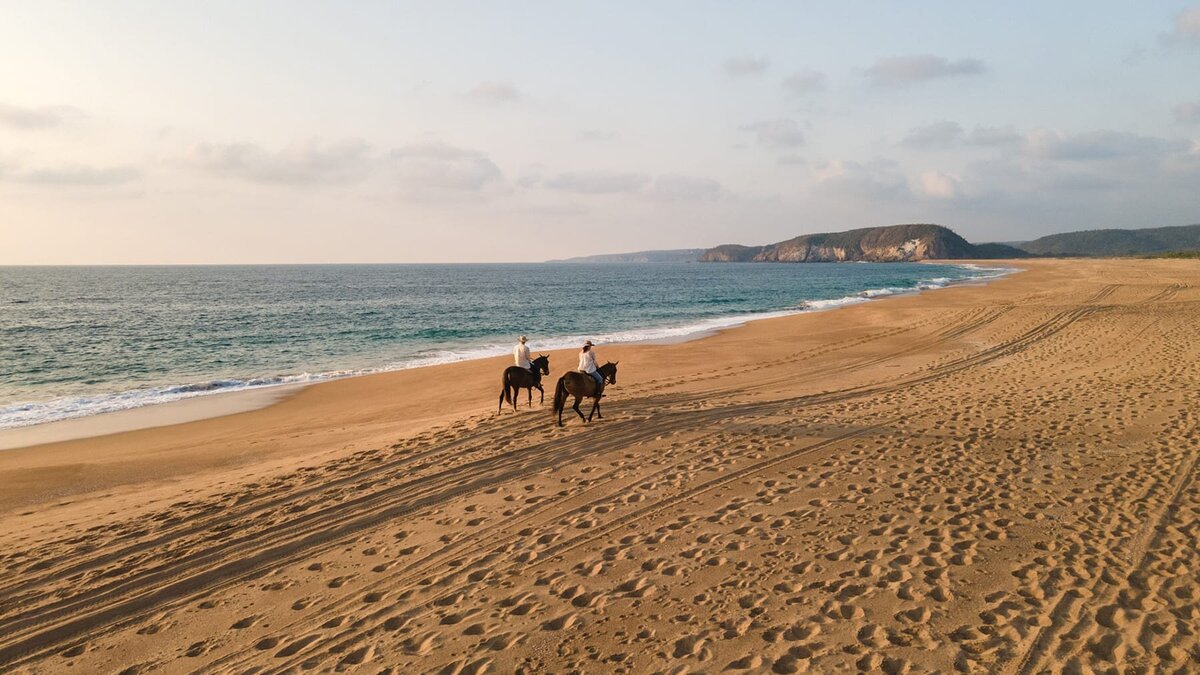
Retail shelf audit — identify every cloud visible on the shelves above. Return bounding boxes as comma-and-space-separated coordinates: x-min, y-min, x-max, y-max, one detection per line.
968, 125, 1023, 147
1175, 101, 1200, 124
901, 121, 963, 148
776, 154, 806, 166
390, 142, 504, 192
577, 129, 616, 142
1022, 129, 1188, 161
183, 139, 374, 184
812, 159, 908, 199
741, 118, 805, 148
912, 170, 960, 199
864, 54, 985, 86
647, 174, 722, 201
534, 170, 722, 200
0, 162, 141, 186
723, 57, 769, 77
465, 81, 521, 103
1166, 6, 1200, 44
783, 69, 826, 95
544, 170, 649, 194
1122, 45, 1148, 66
0, 102, 85, 130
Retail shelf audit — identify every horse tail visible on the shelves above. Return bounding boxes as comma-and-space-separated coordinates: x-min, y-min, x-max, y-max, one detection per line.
501, 370, 513, 406
552, 376, 567, 416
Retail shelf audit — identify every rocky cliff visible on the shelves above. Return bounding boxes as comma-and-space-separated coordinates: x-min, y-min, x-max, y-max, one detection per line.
700, 224, 1019, 262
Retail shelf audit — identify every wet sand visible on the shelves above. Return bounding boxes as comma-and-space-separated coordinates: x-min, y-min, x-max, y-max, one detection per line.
1, 258, 1198, 673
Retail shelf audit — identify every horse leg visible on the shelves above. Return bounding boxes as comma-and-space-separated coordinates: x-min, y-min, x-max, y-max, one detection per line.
573, 396, 586, 422
527, 385, 533, 408
538, 384, 544, 404
595, 397, 602, 419
509, 384, 519, 412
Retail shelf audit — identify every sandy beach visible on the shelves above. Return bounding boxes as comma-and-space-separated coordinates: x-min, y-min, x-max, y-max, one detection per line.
1, 258, 1198, 674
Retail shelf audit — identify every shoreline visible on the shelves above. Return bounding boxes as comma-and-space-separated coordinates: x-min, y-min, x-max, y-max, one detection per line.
0, 261, 1015, 450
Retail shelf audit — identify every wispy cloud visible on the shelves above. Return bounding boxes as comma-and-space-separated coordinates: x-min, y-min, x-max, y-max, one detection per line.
0, 162, 140, 186
1163, 6, 1200, 46
0, 102, 85, 130
1174, 100, 1200, 124
911, 170, 960, 199
782, 69, 826, 95
1022, 129, 1188, 161
812, 159, 908, 199
182, 139, 374, 184
723, 56, 768, 77
390, 142, 504, 192
741, 118, 805, 148
864, 54, 985, 86
648, 174, 722, 201
577, 130, 617, 142
901, 121, 963, 148
968, 125, 1023, 147
533, 170, 722, 201
543, 170, 649, 194
465, 81, 521, 103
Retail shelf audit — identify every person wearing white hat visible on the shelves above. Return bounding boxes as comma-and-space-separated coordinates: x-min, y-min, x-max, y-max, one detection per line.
577, 340, 604, 395
513, 335, 532, 373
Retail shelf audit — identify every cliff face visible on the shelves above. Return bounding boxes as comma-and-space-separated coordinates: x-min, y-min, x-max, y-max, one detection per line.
700, 224, 984, 262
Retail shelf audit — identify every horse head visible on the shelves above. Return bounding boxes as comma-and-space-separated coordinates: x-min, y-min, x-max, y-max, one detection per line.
601, 361, 619, 385
532, 354, 550, 376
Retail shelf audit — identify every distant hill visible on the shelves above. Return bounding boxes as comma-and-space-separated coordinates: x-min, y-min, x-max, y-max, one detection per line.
972, 242, 1033, 258
548, 248, 705, 263
1017, 224, 1200, 257
700, 224, 1025, 263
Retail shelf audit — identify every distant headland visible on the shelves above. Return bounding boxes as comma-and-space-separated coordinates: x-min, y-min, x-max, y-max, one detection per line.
550, 223, 1200, 263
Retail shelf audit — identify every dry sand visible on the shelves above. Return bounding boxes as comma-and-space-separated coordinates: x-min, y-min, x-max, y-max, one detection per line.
1, 258, 1197, 674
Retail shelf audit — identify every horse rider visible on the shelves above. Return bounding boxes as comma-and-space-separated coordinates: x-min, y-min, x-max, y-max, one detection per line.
578, 340, 604, 397
514, 335, 533, 374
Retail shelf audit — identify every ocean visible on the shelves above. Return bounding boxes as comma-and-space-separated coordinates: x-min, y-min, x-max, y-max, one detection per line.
0, 262, 1008, 430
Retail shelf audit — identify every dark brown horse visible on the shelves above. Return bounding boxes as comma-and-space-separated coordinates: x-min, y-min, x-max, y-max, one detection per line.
498, 354, 550, 412
552, 362, 618, 426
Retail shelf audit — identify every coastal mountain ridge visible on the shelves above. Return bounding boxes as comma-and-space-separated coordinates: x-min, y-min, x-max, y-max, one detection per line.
548, 249, 705, 263
549, 223, 1200, 262
699, 224, 1022, 262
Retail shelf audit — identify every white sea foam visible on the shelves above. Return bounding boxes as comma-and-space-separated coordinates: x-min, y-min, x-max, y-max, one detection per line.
0, 264, 1013, 431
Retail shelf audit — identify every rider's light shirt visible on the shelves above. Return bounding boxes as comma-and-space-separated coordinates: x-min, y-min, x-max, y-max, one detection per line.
578, 349, 597, 374
514, 343, 532, 368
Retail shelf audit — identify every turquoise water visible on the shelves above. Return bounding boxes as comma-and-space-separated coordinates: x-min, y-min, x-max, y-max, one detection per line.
0, 262, 1007, 429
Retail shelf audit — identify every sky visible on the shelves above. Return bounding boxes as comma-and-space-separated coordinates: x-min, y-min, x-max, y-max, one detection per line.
1, 1, 1199, 264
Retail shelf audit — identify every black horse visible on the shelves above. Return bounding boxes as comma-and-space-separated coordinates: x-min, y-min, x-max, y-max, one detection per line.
498, 354, 550, 412
552, 362, 618, 426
